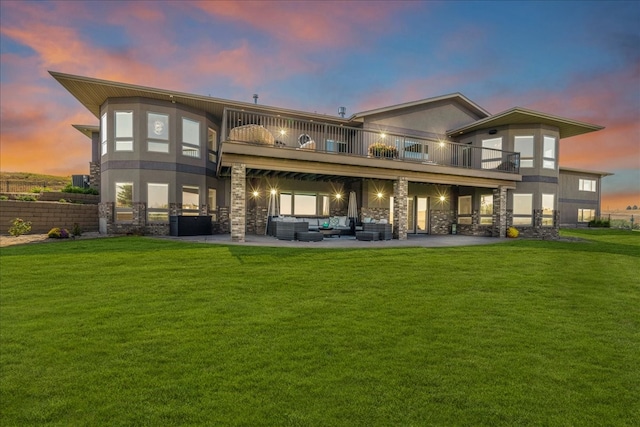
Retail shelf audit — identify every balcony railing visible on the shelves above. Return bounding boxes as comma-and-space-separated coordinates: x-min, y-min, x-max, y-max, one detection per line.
221, 108, 520, 174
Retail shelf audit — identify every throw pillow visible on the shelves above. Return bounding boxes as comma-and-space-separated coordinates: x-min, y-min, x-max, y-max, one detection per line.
329, 217, 339, 227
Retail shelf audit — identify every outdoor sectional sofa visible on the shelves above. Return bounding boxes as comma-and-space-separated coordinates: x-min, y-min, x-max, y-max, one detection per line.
270, 216, 362, 240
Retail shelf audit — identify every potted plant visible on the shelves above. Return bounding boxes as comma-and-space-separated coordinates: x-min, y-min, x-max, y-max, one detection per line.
368, 142, 398, 159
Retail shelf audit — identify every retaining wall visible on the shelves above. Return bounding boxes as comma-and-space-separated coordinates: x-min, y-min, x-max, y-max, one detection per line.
1, 200, 99, 235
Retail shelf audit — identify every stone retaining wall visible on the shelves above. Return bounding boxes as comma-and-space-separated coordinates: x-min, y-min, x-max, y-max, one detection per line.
0, 200, 99, 235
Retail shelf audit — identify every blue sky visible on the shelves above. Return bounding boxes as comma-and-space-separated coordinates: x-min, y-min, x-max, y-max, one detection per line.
1, 0, 638, 208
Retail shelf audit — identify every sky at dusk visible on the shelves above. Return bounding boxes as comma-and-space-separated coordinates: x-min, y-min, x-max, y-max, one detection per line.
1, 0, 638, 209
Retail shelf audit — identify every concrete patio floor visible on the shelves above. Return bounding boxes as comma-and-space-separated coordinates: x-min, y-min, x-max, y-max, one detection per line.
159, 233, 510, 249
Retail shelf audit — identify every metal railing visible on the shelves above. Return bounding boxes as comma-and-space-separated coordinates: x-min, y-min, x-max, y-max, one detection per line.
221, 108, 520, 174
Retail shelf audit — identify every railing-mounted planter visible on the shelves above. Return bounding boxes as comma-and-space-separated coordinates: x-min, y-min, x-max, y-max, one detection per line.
368, 142, 398, 159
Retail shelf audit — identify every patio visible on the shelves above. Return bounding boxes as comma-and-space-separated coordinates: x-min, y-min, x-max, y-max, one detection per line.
159, 233, 509, 248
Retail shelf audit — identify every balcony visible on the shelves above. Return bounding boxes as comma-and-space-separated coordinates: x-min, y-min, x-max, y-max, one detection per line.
220, 108, 520, 175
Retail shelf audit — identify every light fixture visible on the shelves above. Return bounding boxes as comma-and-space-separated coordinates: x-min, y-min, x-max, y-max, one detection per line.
377, 192, 384, 199
270, 189, 277, 195
489, 129, 497, 135
380, 133, 387, 139
253, 191, 259, 198
439, 195, 446, 202
280, 129, 286, 136
335, 193, 342, 200
439, 141, 445, 148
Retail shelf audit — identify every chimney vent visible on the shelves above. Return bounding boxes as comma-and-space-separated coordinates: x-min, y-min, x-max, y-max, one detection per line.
253, 94, 259, 104
338, 106, 346, 118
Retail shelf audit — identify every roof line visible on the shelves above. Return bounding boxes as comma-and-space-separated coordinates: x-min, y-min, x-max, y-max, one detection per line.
350, 93, 491, 119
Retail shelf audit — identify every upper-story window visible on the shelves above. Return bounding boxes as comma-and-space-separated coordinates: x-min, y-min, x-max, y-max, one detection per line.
182, 118, 201, 158
482, 137, 502, 169
101, 113, 108, 156
543, 136, 556, 169
147, 113, 169, 153
114, 111, 133, 151
208, 128, 217, 162
514, 136, 534, 168
579, 178, 596, 192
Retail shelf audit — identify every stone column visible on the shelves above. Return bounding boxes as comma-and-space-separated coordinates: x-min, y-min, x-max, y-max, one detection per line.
98, 202, 113, 234
231, 163, 246, 242
493, 186, 507, 238
393, 177, 408, 240
89, 162, 101, 191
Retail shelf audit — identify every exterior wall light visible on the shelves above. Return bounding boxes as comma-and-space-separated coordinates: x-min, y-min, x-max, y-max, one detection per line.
253, 191, 259, 198
440, 195, 446, 202
377, 192, 384, 199
270, 189, 277, 195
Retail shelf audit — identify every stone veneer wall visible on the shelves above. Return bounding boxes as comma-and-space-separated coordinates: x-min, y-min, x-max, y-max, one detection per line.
393, 177, 408, 240
455, 210, 493, 236
0, 200, 99, 234
430, 210, 455, 235
509, 210, 560, 239
230, 164, 246, 242
89, 162, 100, 191
246, 206, 268, 235
360, 207, 390, 222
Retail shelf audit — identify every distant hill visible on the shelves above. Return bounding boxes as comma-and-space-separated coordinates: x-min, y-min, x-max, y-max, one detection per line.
0, 172, 71, 191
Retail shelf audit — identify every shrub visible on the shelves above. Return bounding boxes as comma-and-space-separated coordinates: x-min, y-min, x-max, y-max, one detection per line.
48, 227, 70, 239
507, 227, 519, 238
588, 219, 611, 228
72, 223, 83, 237
8, 218, 32, 237
0, 195, 8, 201
15, 195, 37, 201
62, 184, 99, 195
368, 142, 398, 158
30, 186, 51, 193
59, 199, 68, 203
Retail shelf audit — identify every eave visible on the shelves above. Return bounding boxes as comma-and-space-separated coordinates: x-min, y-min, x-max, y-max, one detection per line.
447, 107, 604, 139
72, 124, 99, 139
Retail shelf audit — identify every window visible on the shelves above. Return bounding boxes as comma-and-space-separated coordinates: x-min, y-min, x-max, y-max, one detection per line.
147, 183, 168, 222
480, 194, 493, 225
578, 209, 595, 222
513, 194, 532, 225
458, 195, 472, 224
147, 112, 169, 153
182, 118, 200, 158
208, 128, 217, 162
326, 139, 347, 153
208, 188, 217, 220
322, 195, 330, 216
514, 136, 534, 168
101, 113, 107, 156
280, 193, 292, 215
543, 136, 556, 169
182, 186, 199, 215
579, 178, 597, 192
115, 182, 133, 221
403, 140, 427, 160
114, 111, 133, 151
542, 193, 555, 226
294, 194, 316, 215
482, 137, 502, 169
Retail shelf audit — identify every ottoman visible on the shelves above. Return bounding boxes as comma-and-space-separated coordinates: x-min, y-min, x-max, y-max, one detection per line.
356, 231, 379, 241
297, 231, 324, 242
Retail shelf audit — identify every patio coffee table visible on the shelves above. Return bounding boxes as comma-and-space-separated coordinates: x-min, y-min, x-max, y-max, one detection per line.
318, 227, 341, 238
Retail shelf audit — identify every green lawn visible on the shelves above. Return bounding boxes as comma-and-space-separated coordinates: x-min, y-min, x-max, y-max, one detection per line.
1, 229, 638, 426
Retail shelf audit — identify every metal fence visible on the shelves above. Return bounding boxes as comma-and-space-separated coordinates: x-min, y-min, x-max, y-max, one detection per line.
0, 181, 60, 193
221, 108, 520, 174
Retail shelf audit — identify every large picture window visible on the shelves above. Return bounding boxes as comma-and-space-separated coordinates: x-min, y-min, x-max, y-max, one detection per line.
543, 136, 556, 169
458, 195, 472, 224
182, 186, 200, 215
542, 193, 555, 226
480, 194, 493, 225
114, 111, 133, 151
579, 178, 596, 192
115, 182, 133, 221
514, 136, 534, 168
482, 137, 502, 169
147, 183, 168, 222
101, 113, 107, 156
182, 118, 201, 158
147, 112, 169, 153
513, 194, 532, 225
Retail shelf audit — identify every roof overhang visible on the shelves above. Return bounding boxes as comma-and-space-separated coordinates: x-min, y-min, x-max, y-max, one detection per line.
72, 124, 99, 139
50, 71, 350, 125
350, 93, 491, 121
447, 107, 604, 139
560, 166, 613, 177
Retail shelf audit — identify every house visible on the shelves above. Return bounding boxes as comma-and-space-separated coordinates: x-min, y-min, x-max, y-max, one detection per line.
51, 71, 609, 241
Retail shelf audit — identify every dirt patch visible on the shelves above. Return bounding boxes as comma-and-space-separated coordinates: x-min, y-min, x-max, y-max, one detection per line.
0, 232, 108, 248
